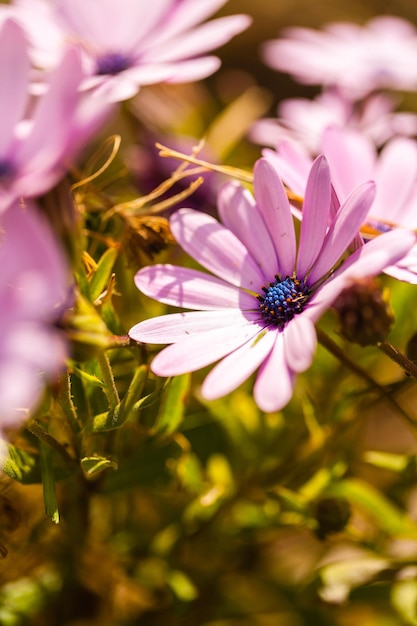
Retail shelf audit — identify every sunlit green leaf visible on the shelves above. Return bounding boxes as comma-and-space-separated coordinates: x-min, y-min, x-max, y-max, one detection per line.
153, 374, 190, 436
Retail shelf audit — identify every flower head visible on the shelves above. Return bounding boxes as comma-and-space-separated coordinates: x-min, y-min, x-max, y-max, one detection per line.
9, 0, 251, 102
129, 157, 414, 412
0, 199, 70, 431
0, 18, 112, 212
262, 16, 417, 100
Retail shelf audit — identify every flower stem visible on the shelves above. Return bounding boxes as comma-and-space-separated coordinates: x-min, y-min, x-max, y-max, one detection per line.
377, 341, 417, 379
316, 328, 417, 431
98, 351, 120, 410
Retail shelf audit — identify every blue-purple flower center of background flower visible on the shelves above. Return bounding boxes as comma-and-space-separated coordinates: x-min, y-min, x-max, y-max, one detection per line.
95, 52, 132, 75
0, 159, 15, 184
257, 275, 310, 329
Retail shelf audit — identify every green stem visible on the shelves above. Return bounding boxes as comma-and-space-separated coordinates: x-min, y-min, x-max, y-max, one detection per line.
377, 341, 417, 380
27, 420, 76, 467
60, 372, 81, 433
98, 350, 120, 410
316, 328, 417, 433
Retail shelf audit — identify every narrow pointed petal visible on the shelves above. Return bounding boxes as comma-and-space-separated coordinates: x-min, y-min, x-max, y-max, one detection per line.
254, 158, 296, 277
218, 181, 277, 280
372, 137, 417, 222
306, 229, 416, 320
321, 127, 376, 199
263, 141, 312, 197
15, 47, 82, 172
143, 15, 251, 63
170, 208, 264, 291
150, 323, 263, 377
0, 20, 29, 154
201, 327, 277, 399
297, 155, 331, 276
129, 309, 260, 344
253, 332, 296, 413
134, 264, 255, 311
284, 316, 317, 372
308, 181, 376, 284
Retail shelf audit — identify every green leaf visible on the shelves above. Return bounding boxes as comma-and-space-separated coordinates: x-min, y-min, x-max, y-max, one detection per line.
392, 578, 417, 626
153, 374, 190, 436
89, 365, 148, 432
81, 456, 118, 477
167, 570, 198, 602
324, 478, 417, 536
89, 247, 119, 302
2, 444, 41, 484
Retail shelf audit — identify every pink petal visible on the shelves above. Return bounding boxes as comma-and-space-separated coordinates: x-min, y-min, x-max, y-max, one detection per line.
150, 323, 263, 377
263, 141, 312, 198
306, 229, 416, 320
129, 309, 260, 344
142, 15, 251, 63
218, 181, 277, 281
201, 326, 277, 399
297, 155, 331, 276
170, 208, 265, 291
253, 332, 296, 413
284, 316, 317, 372
134, 264, 256, 310
254, 158, 296, 277
372, 138, 417, 222
15, 46, 83, 175
321, 127, 376, 199
161, 56, 222, 83
308, 181, 376, 284
0, 20, 29, 154
143, 0, 231, 48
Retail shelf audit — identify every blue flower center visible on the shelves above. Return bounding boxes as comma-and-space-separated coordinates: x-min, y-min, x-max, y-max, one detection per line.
95, 52, 132, 75
257, 275, 310, 329
0, 160, 15, 184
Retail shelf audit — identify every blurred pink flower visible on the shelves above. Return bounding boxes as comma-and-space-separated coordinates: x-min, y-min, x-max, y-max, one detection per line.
0, 199, 70, 431
250, 90, 417, 154
265, 129, 417, 283
262, 16, 417, 100
129, 157, 414, 413
9, 0, 251, 102
0, 18, 112, 212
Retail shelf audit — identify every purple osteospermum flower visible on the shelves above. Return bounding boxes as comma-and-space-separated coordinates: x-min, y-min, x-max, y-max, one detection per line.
9, 0, 251, 102
0, 18, 112, 212
262, 16, 417, 101
0, 199, 70, 432
129, 157, 415, 413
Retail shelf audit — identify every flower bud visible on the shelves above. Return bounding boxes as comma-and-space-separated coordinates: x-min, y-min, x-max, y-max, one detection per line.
313, 496, 351, 539
333, 277, 394, 346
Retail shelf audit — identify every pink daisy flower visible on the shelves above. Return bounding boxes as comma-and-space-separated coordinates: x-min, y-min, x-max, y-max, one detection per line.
9, 0, 251, 102
129, 157, 414, 413
262, 16, 417, 100
264, 129, 417, 283
0, 199, 70, 431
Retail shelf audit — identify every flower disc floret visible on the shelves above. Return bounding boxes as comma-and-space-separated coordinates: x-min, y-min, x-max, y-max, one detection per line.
96, 52, 132, 76
258, 275, 310, 329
